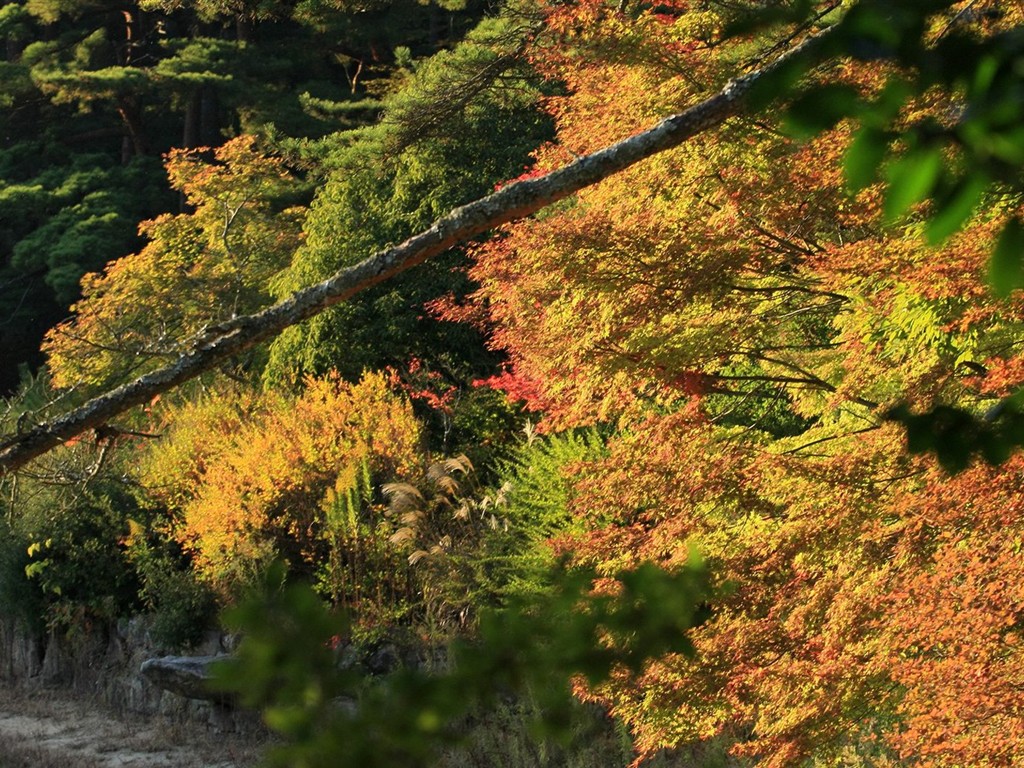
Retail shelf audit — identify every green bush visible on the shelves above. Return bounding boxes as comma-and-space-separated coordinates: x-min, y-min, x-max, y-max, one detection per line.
0, 518, 45, 631
22, 481, 142, 628
128, 532, 218, 650
478, 428, 608, 604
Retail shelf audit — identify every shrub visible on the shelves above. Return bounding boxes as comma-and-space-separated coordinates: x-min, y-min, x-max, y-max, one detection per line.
127, 527, 217, 649
141, 371, 424, 627
0, 518, 45, 631
21, 481, 142, 629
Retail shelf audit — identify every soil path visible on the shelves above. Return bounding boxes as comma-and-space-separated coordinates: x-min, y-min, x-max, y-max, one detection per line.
0, 687, 264, 768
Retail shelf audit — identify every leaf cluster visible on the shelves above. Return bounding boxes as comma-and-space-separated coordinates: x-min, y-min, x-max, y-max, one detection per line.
212, 556, 711, 768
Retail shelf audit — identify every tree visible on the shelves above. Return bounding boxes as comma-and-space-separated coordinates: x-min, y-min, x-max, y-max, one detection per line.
42, 135, 304, 394
454, 2, 1024, 763
262, 13, 551, 392
8, 0, 1024, 471
0, 18, 837, 473
0, 0, 488, 394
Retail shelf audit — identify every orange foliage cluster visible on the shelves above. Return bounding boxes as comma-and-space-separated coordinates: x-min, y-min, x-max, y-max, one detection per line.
562, 414, 1024, 766
447, 0, 1024, 764
141, 372, 422, 598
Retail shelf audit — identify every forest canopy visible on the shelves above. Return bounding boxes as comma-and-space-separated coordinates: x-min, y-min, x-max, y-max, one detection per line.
3, 1, 1024, 766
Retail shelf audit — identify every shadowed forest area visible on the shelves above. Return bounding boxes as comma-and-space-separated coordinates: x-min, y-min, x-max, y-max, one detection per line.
4, 1, 1024, 766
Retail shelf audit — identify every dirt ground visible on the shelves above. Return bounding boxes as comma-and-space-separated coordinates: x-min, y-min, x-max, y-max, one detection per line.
0, 686, 266, 768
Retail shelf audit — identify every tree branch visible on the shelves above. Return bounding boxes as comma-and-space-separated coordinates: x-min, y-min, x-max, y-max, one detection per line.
0, 25, 838, 474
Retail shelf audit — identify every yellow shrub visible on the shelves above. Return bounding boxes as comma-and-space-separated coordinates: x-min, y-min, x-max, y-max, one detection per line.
141, 371, 422, 604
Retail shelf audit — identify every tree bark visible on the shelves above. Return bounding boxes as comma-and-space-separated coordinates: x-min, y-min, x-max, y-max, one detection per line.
183, 90, 200, 149
0, 26, 836, 474
199, 86, 219, 147
117, 98, 147, 158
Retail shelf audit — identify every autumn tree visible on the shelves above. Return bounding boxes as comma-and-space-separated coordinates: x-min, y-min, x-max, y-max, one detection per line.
449, 1, 1024, 764
0, 0, 490, 394
43, 135, 305, 394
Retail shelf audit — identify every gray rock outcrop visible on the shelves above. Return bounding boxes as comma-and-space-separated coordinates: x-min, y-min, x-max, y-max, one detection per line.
140, 654, 228, 702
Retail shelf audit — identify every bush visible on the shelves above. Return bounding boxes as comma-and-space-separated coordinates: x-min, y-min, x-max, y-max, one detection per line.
0, 518, 45, 631
127, 529, 217, 649
19, 480, 142, 629
140, 372, 424, 627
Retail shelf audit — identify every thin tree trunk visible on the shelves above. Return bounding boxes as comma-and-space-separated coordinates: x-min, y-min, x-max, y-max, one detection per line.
199, 86, 219, 147
117, 99, 147, 158
6, 37, 24, 61
183, 90, 200, 148
236, 15, 252, 43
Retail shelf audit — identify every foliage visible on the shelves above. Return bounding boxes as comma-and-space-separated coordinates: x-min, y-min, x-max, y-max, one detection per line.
479, 428, 609, 602
389, 363, 526, 468
43, 136, 305, 393
0, 0, 491, 395
0, 519, 46, 632
0, 148, 170, 393
765, 0, 1024, 466
316, 454, 418, 638
8, 1, 1024, 766
456, 1, 1024, 764
212, 556, 711, 768
262, 10, 552, 405
17, 479, 142, 629
888, 398, 1024, 472
775, 1, 1024, 250
125, 523, 218, 649
382, 429, 611, 628
139, 371, 422, 614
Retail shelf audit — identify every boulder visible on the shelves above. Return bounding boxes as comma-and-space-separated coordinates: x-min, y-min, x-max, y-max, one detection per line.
140, 655, 228, 702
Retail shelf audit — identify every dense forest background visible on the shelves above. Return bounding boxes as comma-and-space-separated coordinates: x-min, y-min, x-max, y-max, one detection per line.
3, 1, 1024, 766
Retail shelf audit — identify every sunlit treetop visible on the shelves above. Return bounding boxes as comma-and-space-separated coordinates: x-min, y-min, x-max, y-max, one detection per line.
43, 136, 304, 393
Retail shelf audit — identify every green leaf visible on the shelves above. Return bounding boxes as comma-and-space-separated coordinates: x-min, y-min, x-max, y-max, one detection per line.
971, 54, 1000, 97
883, 146, 943, 221
264, 705, 311, 736
988, 126, 1024, 165
785, 84, 861, 140
990, 217, 1024, 297
873, 77, 913, 124
841, 5, 901, 50
845, 126, 890, 190
925, 172, 988, 245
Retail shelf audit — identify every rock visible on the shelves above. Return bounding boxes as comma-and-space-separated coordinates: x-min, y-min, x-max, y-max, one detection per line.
41, 630, 71, 684
140, 655, 229, 702
365, 643, 402, 675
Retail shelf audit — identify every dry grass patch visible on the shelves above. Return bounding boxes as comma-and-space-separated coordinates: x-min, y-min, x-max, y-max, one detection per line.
0, 685, 265, 768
